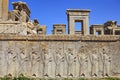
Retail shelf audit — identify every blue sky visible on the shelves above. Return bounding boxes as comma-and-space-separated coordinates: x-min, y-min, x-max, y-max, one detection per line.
9, 0, 120, 34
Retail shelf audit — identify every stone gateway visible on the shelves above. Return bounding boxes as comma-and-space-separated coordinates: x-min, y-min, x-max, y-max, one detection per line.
0, 0, 120, 78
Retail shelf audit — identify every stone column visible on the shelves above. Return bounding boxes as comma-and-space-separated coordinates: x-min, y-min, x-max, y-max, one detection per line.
2, 0, 8, 21
93, 29, 96, 35
113, 29, 115, 35
68, 17, 75, 34
0, 0, 2, 20
84, 16, 89, 35
101, 30, 104, 35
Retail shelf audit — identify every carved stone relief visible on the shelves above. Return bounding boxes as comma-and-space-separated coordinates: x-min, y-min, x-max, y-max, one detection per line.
0, 41, 117, 78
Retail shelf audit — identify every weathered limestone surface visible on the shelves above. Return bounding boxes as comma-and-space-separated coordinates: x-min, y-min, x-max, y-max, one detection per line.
67, 9, 90, 35
2, 0, 8, 21
0, 0, 120, 78
53, 24, 66, 34
0, 0, 8, 21
0, 0, 2, 20
0, 35, 120, 78
0, 21, 22, 34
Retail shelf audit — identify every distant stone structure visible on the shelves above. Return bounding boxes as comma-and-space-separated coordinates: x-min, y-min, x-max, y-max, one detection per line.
0, 0, 120, 78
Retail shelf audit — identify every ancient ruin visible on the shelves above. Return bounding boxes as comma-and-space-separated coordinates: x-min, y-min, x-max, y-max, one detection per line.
0, 0, 120, 79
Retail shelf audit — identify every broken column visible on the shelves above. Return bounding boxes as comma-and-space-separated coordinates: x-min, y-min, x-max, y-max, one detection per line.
0, 0, 9, 21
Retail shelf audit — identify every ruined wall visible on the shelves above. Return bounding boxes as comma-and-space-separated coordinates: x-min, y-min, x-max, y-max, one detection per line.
0, 35, 120, 78
0, 21, 28, 35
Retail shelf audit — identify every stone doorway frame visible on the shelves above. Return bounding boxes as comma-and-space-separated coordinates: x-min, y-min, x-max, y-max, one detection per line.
66, 9, 90, 35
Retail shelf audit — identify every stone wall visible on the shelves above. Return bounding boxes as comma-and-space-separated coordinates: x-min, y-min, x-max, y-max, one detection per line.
0, 21, 26, 34
0, 35, 120, 78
